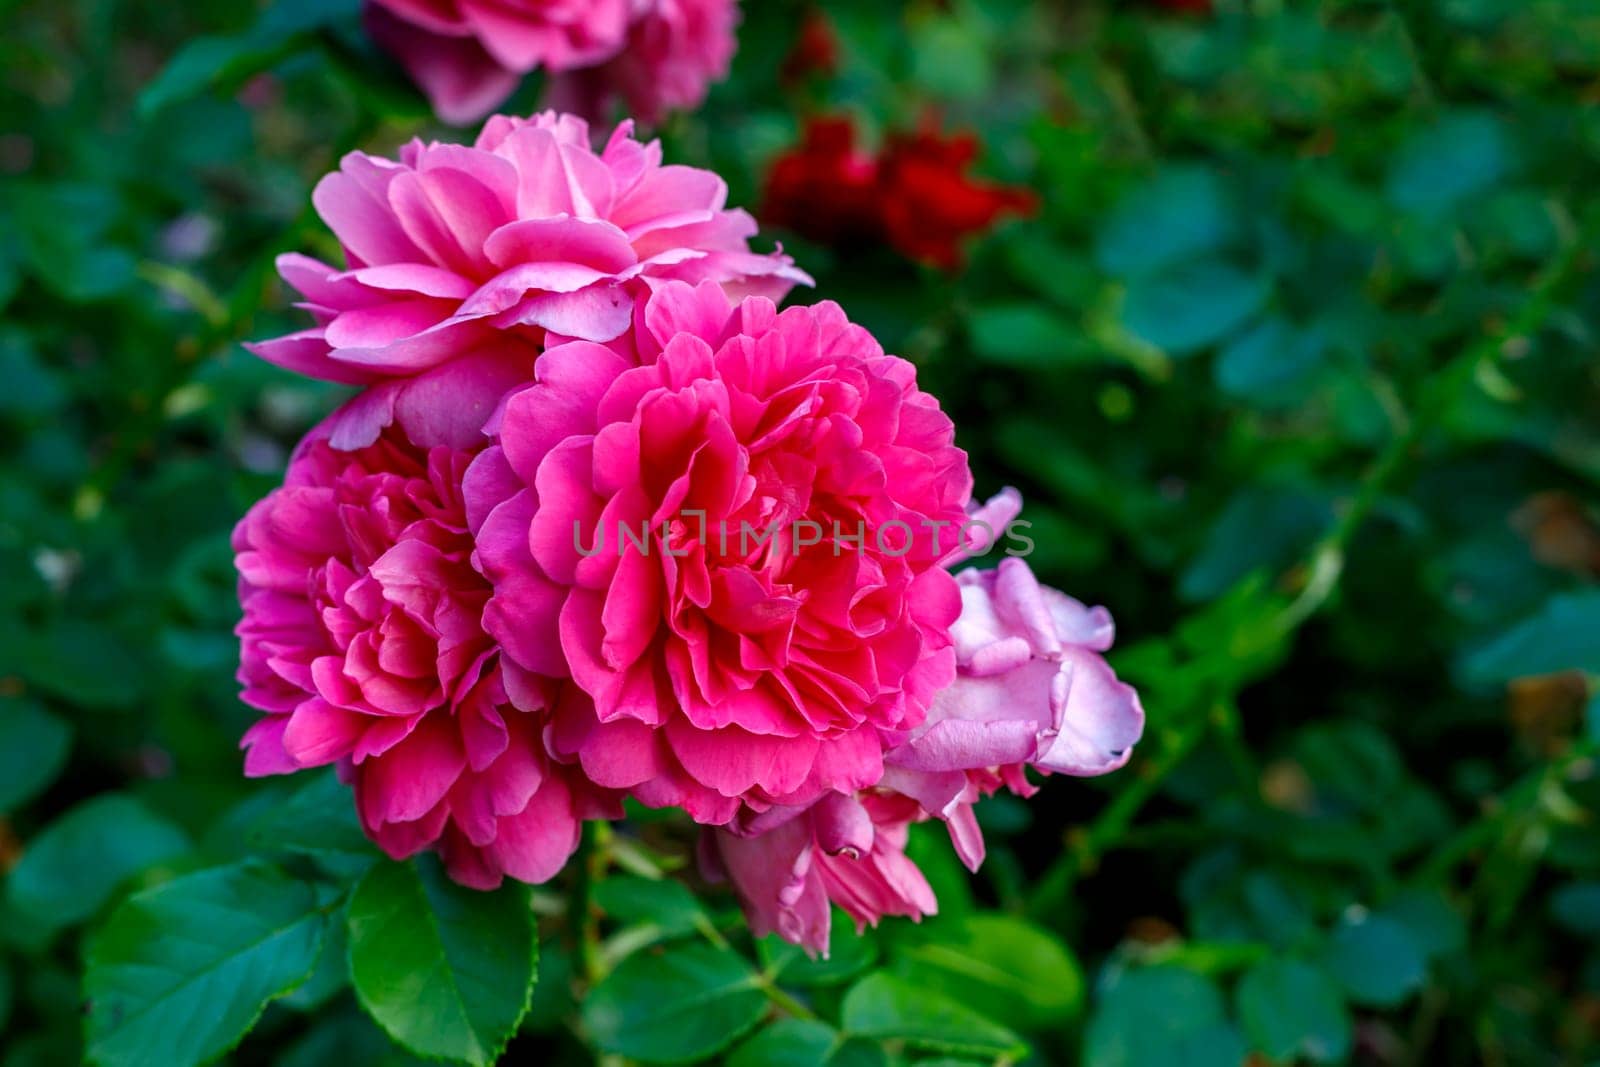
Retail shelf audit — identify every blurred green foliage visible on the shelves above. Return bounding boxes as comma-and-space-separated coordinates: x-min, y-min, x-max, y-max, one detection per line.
3, 0, 1600, 1064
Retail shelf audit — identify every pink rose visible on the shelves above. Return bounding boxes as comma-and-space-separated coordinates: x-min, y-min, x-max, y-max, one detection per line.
466, 279, 972, 825
364, 0, 632, 124
234, 421, 620, 888
703, 791, 936, 953
366, 0, 740, 127
549, 0, 739, 125
248, 111, 808, 452
881, 556, 1145, 869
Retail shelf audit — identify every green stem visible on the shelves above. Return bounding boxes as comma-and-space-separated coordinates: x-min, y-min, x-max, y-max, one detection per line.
754, 972, 818, 1021
573, 820, 612, 985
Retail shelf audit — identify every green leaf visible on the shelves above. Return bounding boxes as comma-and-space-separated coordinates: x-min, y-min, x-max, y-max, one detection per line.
281, 897, 350, 1011
1215, 317, 1328, 400
1460, 591, 1600, 685
1322, 912, 1427, 1007
1097, 167, 1235, 277
12, 183, 135, 303
1380, 889, 1467, 960
909, 15, 992, 100
841, 973, 1026, 1060
138, 0, 362, 116
0, 957, 11, 1035
727, 1019, 887, 1067
347, 857, 536, 1066
1084, 967, 1246, 1067
0, 698, 71, 814
966, 304, 1087, 368
138, 37, 277, 118
759, 914, 879, 987
890, 915, 1083, 1030
1180, 486, 1333, 602
1550, 882, 1600, 938
245, 768, 377, 861
594, 875, 707, 937
1119, 261, 1271, 357
1387, 112, 1510, 216
583, 942, 767, 1063
1235, 958, 1351, 1063
84, 862, 325, 1067
5, 793, 189, 931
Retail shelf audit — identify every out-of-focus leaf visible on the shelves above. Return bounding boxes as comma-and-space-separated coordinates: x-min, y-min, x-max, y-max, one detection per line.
760, 918, 878, 987
1084, 966, 1246, 1067
727, 1019, 887, 1067
966, 304, 1086, 367
1381, 888, 1468, 960
1215, 317, 1328, 400
15, 618, 147, 708
138, 0, 362, 116
1460, 591, 1600, 685
1180, 486, 1333, 602
12, 183, 135, 303
5, 794, 189, 931
841, 973, 1026, 1060
0, 330, 67, 417
1119, 260, 1271, 357
909, 15, 992, 99
347, 857, 535, 1067
0, 698, 71, 814
1322, 912, 1426, 1007
1235, 958, 1351, 1064
583, 942, 767, 1063
1387, 111, 1510, 216
84, 862, 324, 1067
890, 915, 1082, 1030
594, 875, 707, 937
1550, 882, 1600, 938
1097, 167, 1235, 277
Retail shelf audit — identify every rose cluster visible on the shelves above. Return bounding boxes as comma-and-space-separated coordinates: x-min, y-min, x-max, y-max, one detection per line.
366, 0, 739, 125
763, 116, 1038, 270
235, 111, 1144, 954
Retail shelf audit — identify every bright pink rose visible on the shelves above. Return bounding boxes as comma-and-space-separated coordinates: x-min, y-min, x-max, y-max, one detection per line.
467, 280, 972, 825
880, 556, 1145, 869
248, 111, 808, 452
233, 421, 620, 889
703, 791, 936, 953
549, 0, 739, 124
364, 0, 632, 124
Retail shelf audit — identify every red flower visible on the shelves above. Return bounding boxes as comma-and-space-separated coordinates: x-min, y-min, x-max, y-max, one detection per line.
780, 9, 840, 86
878, 130, 1038, 270
761, 117, 881, 248
761, 116, 1035, 269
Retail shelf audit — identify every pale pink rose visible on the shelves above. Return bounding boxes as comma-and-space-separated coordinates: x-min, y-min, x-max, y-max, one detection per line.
248, 111, 808, 452
233, 419, 620, 889
364, 0, 633, 124
466, 279, 972, 825
548, 0, 739, 125
881, 555, 1145, 869
703, 791, 936, 954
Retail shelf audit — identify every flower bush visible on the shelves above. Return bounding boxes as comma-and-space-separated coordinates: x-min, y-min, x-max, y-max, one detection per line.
235, 103, 1145, 956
